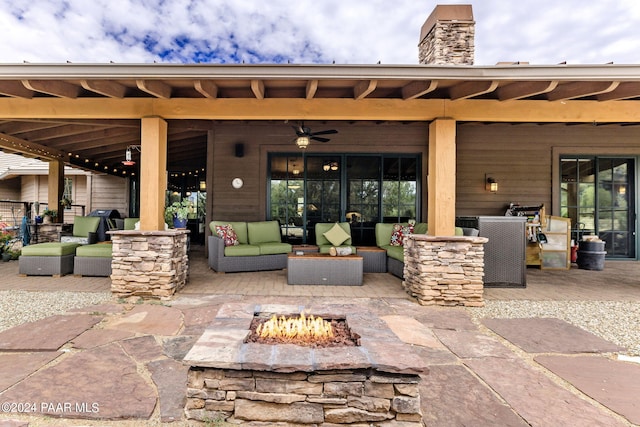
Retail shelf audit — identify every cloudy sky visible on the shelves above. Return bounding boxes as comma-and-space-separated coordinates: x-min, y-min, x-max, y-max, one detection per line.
2, 0, 640, 66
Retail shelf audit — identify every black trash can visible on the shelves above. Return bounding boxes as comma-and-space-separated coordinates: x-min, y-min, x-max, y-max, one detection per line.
576, 240, 606, 270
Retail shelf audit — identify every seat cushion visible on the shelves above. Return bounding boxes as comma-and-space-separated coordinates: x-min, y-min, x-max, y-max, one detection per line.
21, 242, 81, 256
258, 242, 292, 255
247, 221, 281, 244
76, 243, 112, 258
224, 244, 260, 256
382, 245, 404, 262
124, 218, 139, 230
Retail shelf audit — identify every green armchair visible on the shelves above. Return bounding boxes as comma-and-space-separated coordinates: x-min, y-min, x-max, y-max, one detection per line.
314, 222, 357, 254
60, 216, 100, 245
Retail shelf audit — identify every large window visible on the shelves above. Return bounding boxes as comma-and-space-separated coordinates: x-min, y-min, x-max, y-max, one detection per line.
269, 153, 420, 245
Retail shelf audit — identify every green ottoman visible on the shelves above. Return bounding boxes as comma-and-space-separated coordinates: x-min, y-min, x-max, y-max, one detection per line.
19, 242, 81, 276
74, 243, 112, 277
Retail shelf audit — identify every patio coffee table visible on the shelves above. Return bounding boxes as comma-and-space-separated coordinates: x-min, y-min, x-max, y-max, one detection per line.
287, 252, 363, 286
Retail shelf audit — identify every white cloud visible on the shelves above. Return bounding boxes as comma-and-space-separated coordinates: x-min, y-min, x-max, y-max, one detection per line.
0, 0, 639, 65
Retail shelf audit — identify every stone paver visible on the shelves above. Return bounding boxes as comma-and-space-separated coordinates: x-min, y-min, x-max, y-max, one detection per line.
148, 358, 189, 422
120, 335, 164, 363
0, 343, 156, 420
535, 355, 640, 425
464, 357, 628, 427
421, 365, 529, 427
482, 317, 624, 354
104, 303, 183, 336
0, 314, 101, 351
381, 315, 448, 349
0, 352, 60, 391
433, 329, 517, 359
70, 328, 134, 349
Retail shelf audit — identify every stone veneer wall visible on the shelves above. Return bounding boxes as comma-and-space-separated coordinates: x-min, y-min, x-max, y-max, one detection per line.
109, 230, 189, 300
403, 235, 487, 307
419, 21, 475, 65
186, 367, 423, 425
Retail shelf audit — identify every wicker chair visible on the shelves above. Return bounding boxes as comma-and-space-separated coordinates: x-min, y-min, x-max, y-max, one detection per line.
60, 216, 101, 245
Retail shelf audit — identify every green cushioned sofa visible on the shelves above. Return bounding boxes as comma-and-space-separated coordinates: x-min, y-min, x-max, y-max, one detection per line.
208, 220, 292, 272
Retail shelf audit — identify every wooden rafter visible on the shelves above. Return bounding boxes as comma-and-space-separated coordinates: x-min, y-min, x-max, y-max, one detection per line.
0, 132, 69, 162
450, 81, 499, 100
80, 80, 127, 98
22, 80, 81, 98
136, 79, 172, 99
306, 80, 318, 99
597, 82, 640, 101
401, 81, 438, 100
497, 81, 559, 100
0, 81, 34, 98
547, 81, 619, 101
251, 80, 265, 99
194, 80, 218, 99
354, 80, 377, 100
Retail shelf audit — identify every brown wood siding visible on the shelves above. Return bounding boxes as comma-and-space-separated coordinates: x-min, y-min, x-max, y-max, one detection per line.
210, 122, 429, 222
455, 123, 640, 217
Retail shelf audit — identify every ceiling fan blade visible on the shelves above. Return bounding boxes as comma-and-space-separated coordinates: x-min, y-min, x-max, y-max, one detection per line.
292, 125, 304, 136
311, 136, 331, 142
310, 129, 338, 136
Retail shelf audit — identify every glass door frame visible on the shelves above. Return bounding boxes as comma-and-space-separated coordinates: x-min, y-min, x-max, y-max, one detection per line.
556, 152, 637, 260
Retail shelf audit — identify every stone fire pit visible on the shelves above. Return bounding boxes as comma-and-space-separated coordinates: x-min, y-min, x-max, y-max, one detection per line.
183, 303, 428, 425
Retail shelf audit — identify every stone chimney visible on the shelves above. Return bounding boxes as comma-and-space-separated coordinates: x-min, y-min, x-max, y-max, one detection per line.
418, 4, 475, 65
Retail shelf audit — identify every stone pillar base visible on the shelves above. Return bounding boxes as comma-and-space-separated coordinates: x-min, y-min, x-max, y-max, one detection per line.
109, 229, 189, 300
403, 235, 487, 307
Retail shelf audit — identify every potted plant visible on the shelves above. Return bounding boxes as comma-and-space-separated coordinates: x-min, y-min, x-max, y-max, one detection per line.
165, 198, 190, 229
0, 231, 13, 261
34, 201, 43, 224
42, 208, 57, 224
60, 197, 73, 209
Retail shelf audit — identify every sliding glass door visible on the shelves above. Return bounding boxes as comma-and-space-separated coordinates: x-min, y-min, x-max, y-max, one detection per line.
561, 157, 636, 258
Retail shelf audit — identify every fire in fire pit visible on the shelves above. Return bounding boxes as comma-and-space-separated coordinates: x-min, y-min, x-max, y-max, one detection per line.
246, 313, 360, 348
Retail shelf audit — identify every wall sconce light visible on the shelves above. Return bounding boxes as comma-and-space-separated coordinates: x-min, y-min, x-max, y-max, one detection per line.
199, 180, 206, 191
296, 136, 310, 149
122, 145, 141, 166
485, 175, 498, 193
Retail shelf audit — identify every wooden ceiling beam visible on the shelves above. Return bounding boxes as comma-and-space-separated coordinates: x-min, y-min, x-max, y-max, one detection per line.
0, 132, 69, 162
354, 80, 377, 100
597, 82, 640, 101
22, 80, 81, 98
80, 80, 127, 98
306, 80, 318, 99
251, 80, 265, 99
497, 81, 559, 100
546, 81, 619, 101
0, 81, 34, 98
401, 80, 438, 100
194, 80, 218, 99
449, 81, 499, 100
17, 124, 111, 143
136, 79, 172, 99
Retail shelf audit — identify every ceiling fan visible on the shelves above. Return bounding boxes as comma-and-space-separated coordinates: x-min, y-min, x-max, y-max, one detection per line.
292, 123, 338, 149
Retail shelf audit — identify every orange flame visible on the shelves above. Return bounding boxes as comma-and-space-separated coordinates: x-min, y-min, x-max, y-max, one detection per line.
256, 313, 334, 343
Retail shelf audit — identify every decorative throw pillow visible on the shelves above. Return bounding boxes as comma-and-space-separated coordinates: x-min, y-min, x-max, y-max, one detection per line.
323, 223, 351, 247
215, 224, 239, 247
390, 223, 414, 246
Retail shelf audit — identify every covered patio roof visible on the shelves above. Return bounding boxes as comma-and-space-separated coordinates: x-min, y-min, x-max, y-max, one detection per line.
1, 62, 640, 178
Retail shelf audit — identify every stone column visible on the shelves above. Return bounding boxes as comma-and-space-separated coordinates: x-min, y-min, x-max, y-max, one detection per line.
109, 229, 189, 300
403, 234, 487, 307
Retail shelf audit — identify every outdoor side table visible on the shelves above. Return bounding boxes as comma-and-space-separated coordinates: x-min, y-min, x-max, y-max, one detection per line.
287, 253, 363, 286
356, 246, 387, 273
